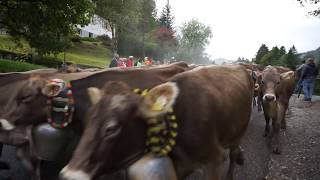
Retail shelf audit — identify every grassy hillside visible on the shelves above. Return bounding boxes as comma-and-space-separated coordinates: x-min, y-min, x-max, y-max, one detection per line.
0, 59, 44, 73
56, 41, 112, 68
0, 35, 112, 68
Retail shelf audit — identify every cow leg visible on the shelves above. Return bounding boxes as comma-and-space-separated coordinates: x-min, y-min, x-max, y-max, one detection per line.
263, 115, 270, 137
257, 95, 262, 112
271, 118, 281, 154
252, 97, 257, 107
226, 146, 244, 180
280, 103, 288, 130
0, 143, 10, 170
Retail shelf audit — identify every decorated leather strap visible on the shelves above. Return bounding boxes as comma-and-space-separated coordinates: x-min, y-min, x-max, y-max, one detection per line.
46, 79, 75, 128
133, 88, 178, 157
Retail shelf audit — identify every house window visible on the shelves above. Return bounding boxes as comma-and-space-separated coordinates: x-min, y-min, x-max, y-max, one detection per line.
89, 32, 93, 38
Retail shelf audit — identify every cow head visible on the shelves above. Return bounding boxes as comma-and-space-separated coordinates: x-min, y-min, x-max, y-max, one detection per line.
0, 75, 66, 130
259, 66, 281, 102
60, 81, 179, 180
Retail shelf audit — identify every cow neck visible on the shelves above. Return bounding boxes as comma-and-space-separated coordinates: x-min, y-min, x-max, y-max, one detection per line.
133, 88, 178, 157
46, 79, 75, 128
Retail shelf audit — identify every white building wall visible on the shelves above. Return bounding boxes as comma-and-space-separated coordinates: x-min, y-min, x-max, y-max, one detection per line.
78, 15, 112, 38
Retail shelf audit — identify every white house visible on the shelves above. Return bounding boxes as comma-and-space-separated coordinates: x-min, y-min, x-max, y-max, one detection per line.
78, 14, 112, 38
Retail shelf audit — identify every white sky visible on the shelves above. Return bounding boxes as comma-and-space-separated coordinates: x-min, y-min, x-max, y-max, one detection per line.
155, 0, 320, 60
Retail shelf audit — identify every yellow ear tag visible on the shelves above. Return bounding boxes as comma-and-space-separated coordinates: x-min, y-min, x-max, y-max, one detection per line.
151, 96, 167, 111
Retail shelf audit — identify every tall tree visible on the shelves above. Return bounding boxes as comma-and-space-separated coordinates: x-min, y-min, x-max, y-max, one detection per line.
96, 0, 139, 53
177, 19, 212, 64
0, 0, 94, 55
139, 0, 158, 57
261, 46, 280, 65
255, 44, 269, 64
280, 46, 299, 69
159, 0, 175, 32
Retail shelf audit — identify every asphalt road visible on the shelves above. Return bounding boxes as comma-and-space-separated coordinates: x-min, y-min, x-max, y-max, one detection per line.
1, 96, 319, 180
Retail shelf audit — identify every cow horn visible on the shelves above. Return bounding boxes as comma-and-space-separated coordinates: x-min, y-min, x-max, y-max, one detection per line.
87, 87, 102, 105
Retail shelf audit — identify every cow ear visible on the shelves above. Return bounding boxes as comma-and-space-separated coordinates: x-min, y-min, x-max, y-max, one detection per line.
280, 71, 294, 81
140, 82, 179, 118
87, 87, 103, 105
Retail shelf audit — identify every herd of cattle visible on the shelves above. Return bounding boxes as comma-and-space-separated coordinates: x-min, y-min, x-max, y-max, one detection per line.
0, 62, 296, 180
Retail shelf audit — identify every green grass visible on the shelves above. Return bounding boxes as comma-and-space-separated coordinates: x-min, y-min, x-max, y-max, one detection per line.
0, 59, 44, 73
55, 41, 112, 68
0, 35, 30, 54
0, 35, 112, 68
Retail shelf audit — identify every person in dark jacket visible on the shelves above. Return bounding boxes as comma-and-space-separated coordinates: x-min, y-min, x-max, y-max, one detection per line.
300, 58, 319, 102
109, 53, 119, 68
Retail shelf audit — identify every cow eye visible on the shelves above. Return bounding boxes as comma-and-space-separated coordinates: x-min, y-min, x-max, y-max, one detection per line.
276, 81, 280, 85
104, 122, 120, 137
261, 81, 264, 85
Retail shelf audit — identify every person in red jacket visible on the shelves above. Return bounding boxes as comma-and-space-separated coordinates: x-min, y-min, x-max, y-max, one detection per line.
127, 56, 134, 67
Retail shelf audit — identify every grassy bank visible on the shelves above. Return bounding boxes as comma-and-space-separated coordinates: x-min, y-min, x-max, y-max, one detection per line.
0, 35, 112, 68
0, 59, 44, 72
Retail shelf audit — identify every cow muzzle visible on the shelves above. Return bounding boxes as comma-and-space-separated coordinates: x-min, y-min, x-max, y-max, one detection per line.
263, 94, 276, 102
59, 166, 91, 180
0, 119, 16, 131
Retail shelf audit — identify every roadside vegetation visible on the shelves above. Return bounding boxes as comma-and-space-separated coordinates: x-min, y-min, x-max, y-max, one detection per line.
0, 59, 44, 73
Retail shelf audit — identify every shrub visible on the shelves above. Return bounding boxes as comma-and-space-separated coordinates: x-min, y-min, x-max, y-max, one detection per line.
80, 37, 99, 42
0, 59, 44, 72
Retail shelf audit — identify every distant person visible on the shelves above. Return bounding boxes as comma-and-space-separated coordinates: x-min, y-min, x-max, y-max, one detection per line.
109, 53, 119, 68
135, 59, 143, 67
300, 58, 319, 102
296, 59, 306, 79
145, 57, 153, 66
118, 58, 127, 68
294, 59, 306, 93
127, 56, 134, 67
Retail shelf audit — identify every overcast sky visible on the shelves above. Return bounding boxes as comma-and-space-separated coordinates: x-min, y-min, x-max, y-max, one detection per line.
155, 0, 320, 60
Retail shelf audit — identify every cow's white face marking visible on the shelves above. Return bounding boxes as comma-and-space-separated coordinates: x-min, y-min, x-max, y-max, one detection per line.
0, 119, 15, 131
60, 166, 91, 180
110, 95, 126, 110
263, 93, 276, 102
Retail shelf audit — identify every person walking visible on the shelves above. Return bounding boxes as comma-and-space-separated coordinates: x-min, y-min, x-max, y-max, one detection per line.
109, 53, 119, 68
294, 59, 306, 93
300, 58, 319, 103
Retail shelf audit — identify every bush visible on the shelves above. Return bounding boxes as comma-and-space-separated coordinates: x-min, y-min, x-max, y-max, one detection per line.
25, 56, 62, 68
71, 35, 81, 43
0, 59, 44, 72
80, 37, 100, 42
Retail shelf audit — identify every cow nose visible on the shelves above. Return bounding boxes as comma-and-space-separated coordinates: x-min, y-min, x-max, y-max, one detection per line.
263, 94, 276, 102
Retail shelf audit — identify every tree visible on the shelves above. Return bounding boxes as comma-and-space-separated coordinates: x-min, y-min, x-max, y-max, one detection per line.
159, 0, 175, 32
255, 44, 269, 64
96, 0, 139, 53
177, 19, 212, 64
280, 46, 299, 69
297, 0, 320, 17
0, 0, 94, 55
261, 46, 281, 65
139, 0, 158, 57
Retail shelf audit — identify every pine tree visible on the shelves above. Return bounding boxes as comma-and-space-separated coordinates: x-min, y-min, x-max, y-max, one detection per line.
255, 44, 269, 64
159, 0, 175, 32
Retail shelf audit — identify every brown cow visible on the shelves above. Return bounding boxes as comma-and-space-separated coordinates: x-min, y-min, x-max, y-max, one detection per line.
60, 64, 254, 180
0, 69, 100, 179
0, 62, 190, 180
258, 65, 295, 154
